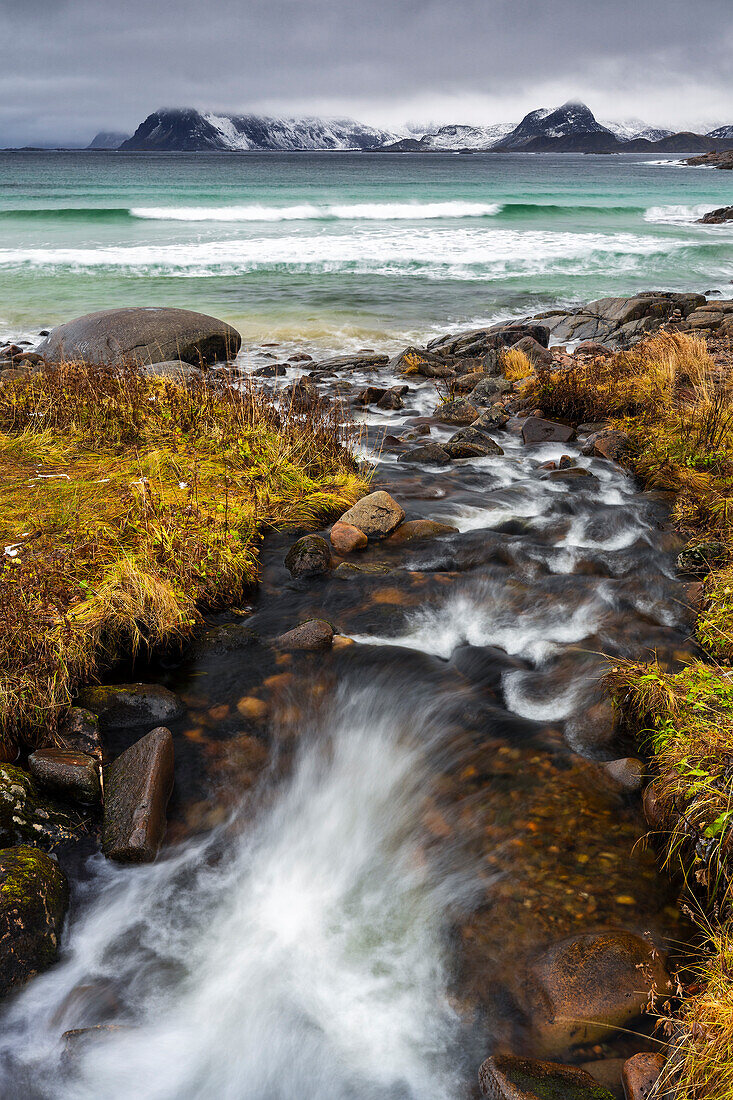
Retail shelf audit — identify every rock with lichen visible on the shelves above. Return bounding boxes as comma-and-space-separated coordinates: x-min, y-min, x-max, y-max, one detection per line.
0, 845, 69, 996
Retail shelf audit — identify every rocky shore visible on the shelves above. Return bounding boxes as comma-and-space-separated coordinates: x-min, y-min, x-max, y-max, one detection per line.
2, 297, 733, 1098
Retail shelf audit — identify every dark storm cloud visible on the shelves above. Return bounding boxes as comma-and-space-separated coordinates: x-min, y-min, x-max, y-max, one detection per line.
1, 0, 731, 144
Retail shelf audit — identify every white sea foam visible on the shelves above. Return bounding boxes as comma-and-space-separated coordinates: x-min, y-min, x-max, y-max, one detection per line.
0, 227, 684, 281
130, 201, 503, 222
644, 203, 728, 225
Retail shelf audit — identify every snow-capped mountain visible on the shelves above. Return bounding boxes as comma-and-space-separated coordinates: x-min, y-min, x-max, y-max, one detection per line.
120, 108, 396, 152
495, 101, 617, 150
601, 118, 673, 142
414, 122, 515, 150
708, 124, 733, 140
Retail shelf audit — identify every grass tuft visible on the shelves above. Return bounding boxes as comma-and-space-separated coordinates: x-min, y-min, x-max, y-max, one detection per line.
0, 360, 366, 747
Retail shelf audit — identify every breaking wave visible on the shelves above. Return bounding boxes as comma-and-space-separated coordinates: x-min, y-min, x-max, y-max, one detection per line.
644, 203, 726, 225
129, 201, 503, 222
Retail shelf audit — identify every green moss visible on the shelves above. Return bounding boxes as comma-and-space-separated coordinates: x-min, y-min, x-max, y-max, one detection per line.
0, 844, 67, 914
506, 1066, 614, 1100
0, 764, 79, 848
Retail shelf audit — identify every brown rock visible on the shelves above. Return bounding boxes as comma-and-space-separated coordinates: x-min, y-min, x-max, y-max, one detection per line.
434, 400, 479, 426
444, 440, 501, 459
27, 749, 101, 804
376, 389, 405, 410
102, 727, 174, 863
338, 491, 405, 538
521, 417, 575, 444
354, 386, 387, 405
398, 443, 451, 465
580, 1058, 625, 1099
330, 522, 368, 553
284, 535, 331, 577
273, 620, 334, 651
510, 335, 553, 366
575, 341, 613, 357
386, 520, 458, 544
479, 1053, 616, 1099
602, 758, 645, 793
581, 430, 630, 462
621, 1053, 666, 1100
642, 781, 670, 833
453, 370, 487, 394
522, 929, 668, 1053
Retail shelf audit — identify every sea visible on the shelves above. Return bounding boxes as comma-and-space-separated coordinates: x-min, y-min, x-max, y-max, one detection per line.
0, 149, 731, 354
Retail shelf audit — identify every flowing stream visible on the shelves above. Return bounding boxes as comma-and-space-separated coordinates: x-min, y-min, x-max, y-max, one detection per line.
0, 360, 694, 1098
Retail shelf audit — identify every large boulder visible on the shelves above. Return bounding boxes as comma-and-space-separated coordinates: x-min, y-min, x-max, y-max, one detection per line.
698, 205, 733, 224
521, 417, 575, 445
0, 765, 77, 847
398, 443, 451, 465
0, 845, 69, 996
76, 683, 184, 731
273, 620, 334, 650
338, 492, 405, 538
284, 535, 331, 577
521, 929, 669, 1053
479, 1053, 615, 1100
102, 726, 174, 862
37, 308, 241, 367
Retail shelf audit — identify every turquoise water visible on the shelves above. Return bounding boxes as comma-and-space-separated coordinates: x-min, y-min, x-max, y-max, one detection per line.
0, 150, 731, 352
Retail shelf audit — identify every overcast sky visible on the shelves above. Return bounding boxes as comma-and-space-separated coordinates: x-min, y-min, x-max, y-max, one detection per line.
1, 0, 731, 145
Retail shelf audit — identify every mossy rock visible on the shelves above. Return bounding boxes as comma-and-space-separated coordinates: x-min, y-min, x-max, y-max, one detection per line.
479, 1054, 615, 1100
0, 765, 79, 848
0, 845, 69, 995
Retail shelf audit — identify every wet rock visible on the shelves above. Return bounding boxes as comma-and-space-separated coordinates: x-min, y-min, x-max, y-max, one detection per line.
376, 389, 405, 410
471, 377, 513, 404
57, 708, 102, 764
312, 352, 388, 372
566, 697, 620, 752
0, 845, 69, 997
390, 346, 453, 378
0, 765, 77, 847
77, 683, 184, 731
575, 341, 613, 358
398, 443, 451, 465
676, 539, 727, 576
430, 322, 550, 359
27, 749, 101, 805
621, 1052, 665, 1100
511, 335, 553, 366
474, 406, 510, 430
602, 758, 645, 793
386, 520, 458, 544
697, 205, 733, 224
329, 521, 368, 553
449, 426, 500, 449
522, 929, 668, 1053
521, 417, 575, 445
287, 352, 313, 363
273, 620, 334, 650
102, 727, 174, 863
579, 1058, 625, 1099
36, 307, 240, 367
333, 562, 392, 576
434, 400, 479, 426
581, 430, 630, 462
354, 386, 388, 405
479, 1053, 615, 1099
453, 370, 488, 394
284, 535, 332, 578
642, 781, 670, 833
444, 440, 500, 459
339, 491, 405, 538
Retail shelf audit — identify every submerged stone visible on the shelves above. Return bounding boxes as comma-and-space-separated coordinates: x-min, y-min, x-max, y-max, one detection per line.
479, 1053, 615, 1099
273, 620, 334, 650
77, 683, 184, 731
27, 749, 101, 805
284, 535, 332, 577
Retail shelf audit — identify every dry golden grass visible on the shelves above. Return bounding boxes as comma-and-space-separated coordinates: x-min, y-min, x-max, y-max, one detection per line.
0, 360, 366, 747
501, 347, 533, 382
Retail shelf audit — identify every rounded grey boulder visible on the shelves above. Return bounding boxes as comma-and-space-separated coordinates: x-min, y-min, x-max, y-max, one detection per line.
37, 307, 241, 367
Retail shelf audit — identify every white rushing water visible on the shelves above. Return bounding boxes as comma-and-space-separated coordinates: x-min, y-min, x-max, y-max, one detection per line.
0, 682, 468, 1100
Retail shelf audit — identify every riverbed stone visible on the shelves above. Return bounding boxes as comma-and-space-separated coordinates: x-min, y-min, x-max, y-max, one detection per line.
521, 417, 575, 444
474, 406, 510, 430
102, 726, 174, 863
581, 430, 630, 461
445, 440, 502, 459
621, 1052, 665, 1100
0, 845, 69, 996
0, 765, 77, 847
602, 758, 645, 793
434, 400, 480, 426
338, 491, 405, 538
521, 929, 668, 1053
386, 519, 458, 544
329, 521, 368, 553
273, 620, 334, 650
398, 443, 451, 465
37, 307, 241, 367
284, 535, 331, 577
27, 749, 101, 805
77, 683, 184, 731
479, 1053, 615, 1099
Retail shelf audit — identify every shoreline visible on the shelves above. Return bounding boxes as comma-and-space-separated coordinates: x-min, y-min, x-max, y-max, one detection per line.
2, 297, 733, 1095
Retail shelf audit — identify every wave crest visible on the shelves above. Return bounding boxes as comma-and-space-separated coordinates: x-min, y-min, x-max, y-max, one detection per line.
129, 201, 503, 222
